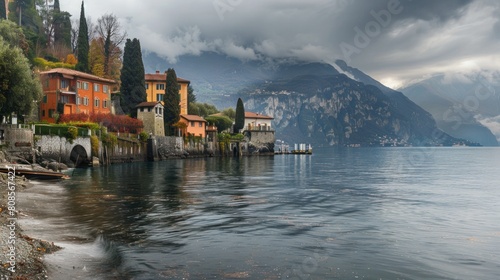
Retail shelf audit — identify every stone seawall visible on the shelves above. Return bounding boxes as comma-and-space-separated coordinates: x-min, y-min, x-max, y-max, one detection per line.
155, 136, 185, 159
36, 135, 92, 166
105, 137, 146, 164
1, 126, 34, 161
242, 130, 275, 156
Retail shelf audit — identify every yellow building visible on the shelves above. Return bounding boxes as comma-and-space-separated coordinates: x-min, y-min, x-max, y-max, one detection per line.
145, 71, 190, 115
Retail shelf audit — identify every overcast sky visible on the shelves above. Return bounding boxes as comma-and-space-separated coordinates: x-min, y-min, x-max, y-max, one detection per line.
62, 0, 499, 89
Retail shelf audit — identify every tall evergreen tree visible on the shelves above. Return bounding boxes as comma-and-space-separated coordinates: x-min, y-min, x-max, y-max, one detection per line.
52, 0, 60, 36
163, 68, 180, 135
120, 38, 145, 118
53, 0, 72, 49
234, 98, 245, 133
9, 0, 44, 60
187, 85, 196, 105
0, 0, 6, 20
59, 13, 72, 48
75, 1, 89, 72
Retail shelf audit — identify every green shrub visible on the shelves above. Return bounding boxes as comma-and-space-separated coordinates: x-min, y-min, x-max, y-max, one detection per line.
139, 132, 149, 142
65, 126, 78, 143
90, 135, 99, 157
102, 132, 117, 148
34, 57, 76, 70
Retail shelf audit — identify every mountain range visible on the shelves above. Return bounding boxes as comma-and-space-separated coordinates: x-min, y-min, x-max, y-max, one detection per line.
401, 74, 500, 146
143, 52, 487, 147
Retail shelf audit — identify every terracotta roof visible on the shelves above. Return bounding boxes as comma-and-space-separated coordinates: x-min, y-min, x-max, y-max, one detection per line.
40, 68, 116, 84
181, 114, 207, 122
245, 112, 274, 120
136, 102, 163, 108
145, 73, 190, 83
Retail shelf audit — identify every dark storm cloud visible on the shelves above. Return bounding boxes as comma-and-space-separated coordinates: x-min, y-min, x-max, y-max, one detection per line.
61, 0, 498, 88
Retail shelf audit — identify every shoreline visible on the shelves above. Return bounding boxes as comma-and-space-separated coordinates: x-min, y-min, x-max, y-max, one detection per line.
0, 171, 61, 279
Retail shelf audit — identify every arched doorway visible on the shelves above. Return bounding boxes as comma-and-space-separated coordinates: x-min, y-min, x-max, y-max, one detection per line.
70, 145, 89, 167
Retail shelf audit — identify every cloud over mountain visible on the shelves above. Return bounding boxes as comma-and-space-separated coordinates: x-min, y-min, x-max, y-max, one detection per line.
63, 0, 498, 87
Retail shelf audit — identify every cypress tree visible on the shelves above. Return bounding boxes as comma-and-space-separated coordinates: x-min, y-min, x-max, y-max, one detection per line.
120, 38, 146, 118
0, 0, 6, 20
60, 14, 72, 48
53, 0, 72, 49
75, 1, 89, 72
53, 0, 61, 44
163, 68, 180, 135
234, 98, 245, 133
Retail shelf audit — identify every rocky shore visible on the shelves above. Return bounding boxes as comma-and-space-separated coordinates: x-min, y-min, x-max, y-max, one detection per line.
0, 170, 61, 279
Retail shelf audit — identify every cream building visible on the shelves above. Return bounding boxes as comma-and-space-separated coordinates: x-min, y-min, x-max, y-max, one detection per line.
136, 102, 165, 137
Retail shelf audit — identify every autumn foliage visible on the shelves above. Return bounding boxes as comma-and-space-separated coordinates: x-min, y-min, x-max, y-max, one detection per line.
65, 54, 77, 65
58, 113, 143, 133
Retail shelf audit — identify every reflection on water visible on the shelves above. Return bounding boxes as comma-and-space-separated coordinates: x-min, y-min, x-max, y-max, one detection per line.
17, 148, 500, 279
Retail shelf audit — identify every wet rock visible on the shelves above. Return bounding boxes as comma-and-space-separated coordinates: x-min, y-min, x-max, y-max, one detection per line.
92, 156, 100, 166
47, 162, 59, 172
58, 163, 69, 170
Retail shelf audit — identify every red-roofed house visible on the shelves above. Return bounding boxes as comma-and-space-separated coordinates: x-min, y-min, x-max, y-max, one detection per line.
179, 114, 207, 138
39, 68, 115, 123
145, 71, 190, 115
244, 112, 273, 131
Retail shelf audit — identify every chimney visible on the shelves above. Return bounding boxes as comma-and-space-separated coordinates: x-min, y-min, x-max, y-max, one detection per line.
155, 70, 160, 74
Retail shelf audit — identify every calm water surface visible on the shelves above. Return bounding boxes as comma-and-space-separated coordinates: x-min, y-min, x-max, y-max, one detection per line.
18, 147, 500, 279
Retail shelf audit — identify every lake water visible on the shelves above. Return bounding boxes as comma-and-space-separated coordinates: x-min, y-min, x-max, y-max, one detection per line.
18, 147, 500, 279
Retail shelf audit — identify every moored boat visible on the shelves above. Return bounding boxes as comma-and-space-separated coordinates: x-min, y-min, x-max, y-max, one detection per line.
0, 164, 69, 180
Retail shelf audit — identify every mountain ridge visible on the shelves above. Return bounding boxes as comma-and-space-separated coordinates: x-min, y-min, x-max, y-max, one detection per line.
143, 52, 468, 146
401, 73, 500, 146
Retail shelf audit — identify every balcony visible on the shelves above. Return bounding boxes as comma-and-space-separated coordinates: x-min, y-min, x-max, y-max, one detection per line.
244, 124, 273, 132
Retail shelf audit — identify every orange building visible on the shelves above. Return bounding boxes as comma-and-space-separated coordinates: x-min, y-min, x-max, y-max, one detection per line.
179, 114, 207, 138
145, 71, 190, 115
39, 68, 115, 123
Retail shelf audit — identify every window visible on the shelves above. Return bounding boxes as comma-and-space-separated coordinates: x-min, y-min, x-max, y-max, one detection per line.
42, 110, 45, 117
94, 84, 100, 92
42, 95, 47, 103
103, 100, 108, 108
60, 79, 68, 89
83, 97, 89, 106
60, 95, 69, 103
199, 122, 203, 127
145, 83, 149, 90
77, 81, 81, 89
76, 97, 80, 105
49, 109, 55, 118
156, 94, 164, 101
156, 83, 165, 90
94, 98, 100, 107
103, 85, 109, 93
191, 121, 195, 127
83, 82, 89, 90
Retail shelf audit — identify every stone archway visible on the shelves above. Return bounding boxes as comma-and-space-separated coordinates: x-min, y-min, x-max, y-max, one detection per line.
70, 144, 89, 167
